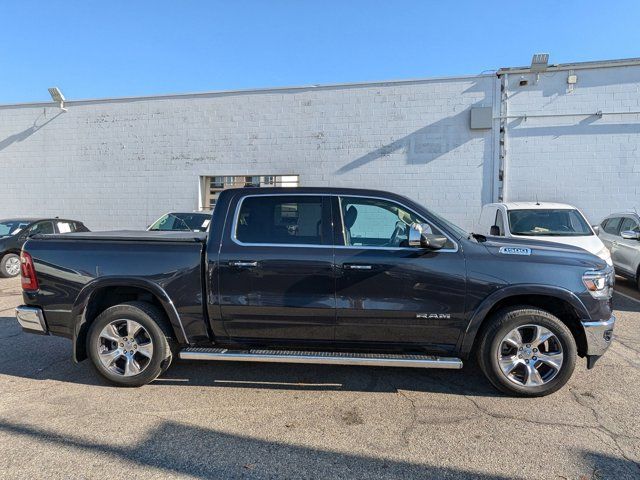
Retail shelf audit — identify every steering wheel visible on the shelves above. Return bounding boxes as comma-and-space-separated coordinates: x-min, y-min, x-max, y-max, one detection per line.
388, 221, 406, 247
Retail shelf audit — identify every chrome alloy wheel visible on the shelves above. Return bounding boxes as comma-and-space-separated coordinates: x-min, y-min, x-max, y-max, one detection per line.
5, 256, 20, 276
97, 319, 154, 377
497, 324, 564, 387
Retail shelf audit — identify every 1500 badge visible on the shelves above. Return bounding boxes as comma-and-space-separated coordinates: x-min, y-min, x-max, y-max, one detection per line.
499, 246, 532, 256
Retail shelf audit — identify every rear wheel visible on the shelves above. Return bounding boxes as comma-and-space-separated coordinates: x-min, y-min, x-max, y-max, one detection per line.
87, 301, 174, 387
477, 306, 577, 397
0, 253, 20, 278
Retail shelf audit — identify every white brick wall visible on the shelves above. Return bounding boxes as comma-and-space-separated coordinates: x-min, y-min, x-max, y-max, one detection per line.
503, 63, 640, 224
0, 77, 495, 231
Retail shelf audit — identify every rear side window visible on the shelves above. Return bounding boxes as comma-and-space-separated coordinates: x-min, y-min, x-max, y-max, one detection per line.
603, 217, 622, 235
235, 196, 325, 245
55, 221, 74, 233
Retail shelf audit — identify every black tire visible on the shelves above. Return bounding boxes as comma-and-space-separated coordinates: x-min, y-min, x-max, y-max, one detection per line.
87, 301, 175, 387
476, 306, 577, 397
0, 253, 20, 278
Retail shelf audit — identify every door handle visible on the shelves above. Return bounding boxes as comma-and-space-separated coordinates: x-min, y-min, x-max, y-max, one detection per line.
343, 264, 373, 270
229, 261, 258, 268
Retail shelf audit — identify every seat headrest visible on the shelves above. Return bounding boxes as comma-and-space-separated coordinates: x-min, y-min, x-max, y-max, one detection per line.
344, 206, 358, 229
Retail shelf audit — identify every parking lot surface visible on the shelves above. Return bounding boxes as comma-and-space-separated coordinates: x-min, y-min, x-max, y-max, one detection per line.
0, 276, 639, 479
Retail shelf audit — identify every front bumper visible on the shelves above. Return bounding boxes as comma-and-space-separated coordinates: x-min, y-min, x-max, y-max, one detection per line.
15, 305, 48, 334
582, 315, 615, 356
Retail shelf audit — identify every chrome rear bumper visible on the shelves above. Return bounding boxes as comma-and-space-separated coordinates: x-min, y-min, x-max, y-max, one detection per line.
15, 306, 48, 334
582, 315, 615, 356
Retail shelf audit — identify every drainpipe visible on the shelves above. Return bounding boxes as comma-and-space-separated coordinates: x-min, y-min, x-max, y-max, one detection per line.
498, 73, 509, 201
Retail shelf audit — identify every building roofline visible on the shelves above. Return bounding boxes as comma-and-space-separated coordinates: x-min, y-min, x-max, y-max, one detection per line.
497, 56, 640, 75
0, 72, 493, 110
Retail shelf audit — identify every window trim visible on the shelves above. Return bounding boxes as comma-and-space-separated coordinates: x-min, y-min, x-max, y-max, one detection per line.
231, 193, 331, 248
336, 194, 459, 253
230, 193, 459, 252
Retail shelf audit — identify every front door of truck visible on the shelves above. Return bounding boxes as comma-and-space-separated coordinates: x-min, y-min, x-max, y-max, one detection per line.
218, 193, 335, 344
332, 195, 466, 354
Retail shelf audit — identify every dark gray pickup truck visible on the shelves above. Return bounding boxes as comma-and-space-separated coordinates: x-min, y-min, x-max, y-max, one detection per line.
15, 187, 615, 396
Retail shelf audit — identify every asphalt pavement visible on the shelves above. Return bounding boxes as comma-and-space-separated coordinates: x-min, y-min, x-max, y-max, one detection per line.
0, 276, 639, 479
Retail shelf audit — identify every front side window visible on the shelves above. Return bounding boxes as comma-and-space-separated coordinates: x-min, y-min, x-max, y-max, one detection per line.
603, 217, 622, 235
339, 196, 453, 249
508, 209, 592, 237
235, 196, 324, 245
619, 217, 640, 234
0, 220, 31, 236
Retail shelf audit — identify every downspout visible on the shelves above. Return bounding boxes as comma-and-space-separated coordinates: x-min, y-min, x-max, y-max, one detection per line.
498, 73, 509, 201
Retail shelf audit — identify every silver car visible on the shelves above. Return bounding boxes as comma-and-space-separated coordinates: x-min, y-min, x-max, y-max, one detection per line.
597, 212, 640, 288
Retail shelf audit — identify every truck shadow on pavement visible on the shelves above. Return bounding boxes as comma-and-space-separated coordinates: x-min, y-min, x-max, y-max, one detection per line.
0, 418, 636, 479
0, 314, 501, 397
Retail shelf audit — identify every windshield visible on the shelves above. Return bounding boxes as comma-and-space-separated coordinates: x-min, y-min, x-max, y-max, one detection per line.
0, 220, 31, 237
149, 213, 211, 232
508, 209, 593, 237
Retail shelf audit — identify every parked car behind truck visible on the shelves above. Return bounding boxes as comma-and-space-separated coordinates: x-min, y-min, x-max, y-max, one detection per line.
478, 202, 612, 265
597, 212, 640, 289
15, 188, 615, 397
0, 218, 89, 277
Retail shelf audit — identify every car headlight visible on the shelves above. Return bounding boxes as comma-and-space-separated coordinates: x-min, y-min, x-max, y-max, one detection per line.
582, 269, 614, 299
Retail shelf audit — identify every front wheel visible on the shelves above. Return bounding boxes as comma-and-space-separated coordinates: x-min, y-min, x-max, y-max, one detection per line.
87, 301, 174, 387
477, 306, 577, 397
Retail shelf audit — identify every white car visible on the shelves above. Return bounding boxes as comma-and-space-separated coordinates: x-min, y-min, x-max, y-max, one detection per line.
478, 202, 612, 265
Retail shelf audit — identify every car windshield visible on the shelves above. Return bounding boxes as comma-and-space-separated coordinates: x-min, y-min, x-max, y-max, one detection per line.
0, 220, 31, 237
149, 213, 211, 232
508, 209, 592, 237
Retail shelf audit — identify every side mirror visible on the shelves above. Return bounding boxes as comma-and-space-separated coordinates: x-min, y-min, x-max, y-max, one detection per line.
592, 225, 600, 235
620, 230, 640, 240
408, 224, 448, 250
489, 225, 500, 236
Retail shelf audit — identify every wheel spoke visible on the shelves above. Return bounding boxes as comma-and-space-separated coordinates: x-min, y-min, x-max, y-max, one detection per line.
531, 326, 554, 348
127, 320, 140, 339
137, 342, 154, 359
124, 356, 141, 376
499, 355, 521, 375
524, 363, 544, 387
536, 352, 563, 370
100, 324, 122, 343
100, 348, 123, 367
503, 328, 523, 348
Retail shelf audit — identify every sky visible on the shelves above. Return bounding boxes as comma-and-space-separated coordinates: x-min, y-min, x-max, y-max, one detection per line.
1, 0, 639, 104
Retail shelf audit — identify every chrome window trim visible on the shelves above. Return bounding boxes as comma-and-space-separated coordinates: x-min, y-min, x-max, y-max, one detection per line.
229, 193, 459, 253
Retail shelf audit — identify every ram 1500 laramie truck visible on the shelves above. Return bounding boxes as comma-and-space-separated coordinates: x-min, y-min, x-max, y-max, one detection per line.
15, 188, 615, 396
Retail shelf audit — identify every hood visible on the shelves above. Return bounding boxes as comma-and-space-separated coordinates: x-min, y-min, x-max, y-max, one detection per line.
510, 234, 610, 264
482, 235, 608, 270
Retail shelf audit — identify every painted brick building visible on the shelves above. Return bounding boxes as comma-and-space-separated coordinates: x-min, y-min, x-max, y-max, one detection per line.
0, 57, 638, 231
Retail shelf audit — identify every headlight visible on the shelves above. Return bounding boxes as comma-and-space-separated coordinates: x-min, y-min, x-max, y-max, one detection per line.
582, 269, 614, 299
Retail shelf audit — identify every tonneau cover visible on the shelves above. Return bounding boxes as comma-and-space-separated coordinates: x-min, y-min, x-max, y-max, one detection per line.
33, 230, 207, 242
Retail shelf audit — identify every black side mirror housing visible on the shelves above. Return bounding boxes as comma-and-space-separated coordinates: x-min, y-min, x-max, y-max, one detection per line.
489, 225, 500, 236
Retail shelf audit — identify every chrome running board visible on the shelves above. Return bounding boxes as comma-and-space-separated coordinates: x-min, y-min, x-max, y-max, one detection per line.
179, 348, 463, 369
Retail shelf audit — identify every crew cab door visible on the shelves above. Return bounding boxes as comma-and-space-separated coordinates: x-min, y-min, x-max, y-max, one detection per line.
217, 194, 335, 343
332, 195, 466, 354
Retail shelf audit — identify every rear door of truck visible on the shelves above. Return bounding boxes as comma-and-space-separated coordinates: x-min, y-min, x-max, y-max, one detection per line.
215, 192, 335, 344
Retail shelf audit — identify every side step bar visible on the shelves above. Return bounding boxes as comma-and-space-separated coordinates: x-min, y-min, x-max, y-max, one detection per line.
179, 348, 463, 369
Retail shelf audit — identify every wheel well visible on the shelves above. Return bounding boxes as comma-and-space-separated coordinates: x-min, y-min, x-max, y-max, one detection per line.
76, 286, 173, 361
473, 295, 588, 357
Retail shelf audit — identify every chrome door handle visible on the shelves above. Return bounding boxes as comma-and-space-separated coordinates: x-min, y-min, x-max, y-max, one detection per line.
343, 264, 373, 270
229, 261, 258, 268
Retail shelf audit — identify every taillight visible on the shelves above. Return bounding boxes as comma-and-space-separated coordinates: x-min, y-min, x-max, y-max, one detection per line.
20, 251, 39, 291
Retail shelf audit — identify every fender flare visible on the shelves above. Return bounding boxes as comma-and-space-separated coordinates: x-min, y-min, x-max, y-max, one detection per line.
71, 276, 189, 361
458, 284, 590, 357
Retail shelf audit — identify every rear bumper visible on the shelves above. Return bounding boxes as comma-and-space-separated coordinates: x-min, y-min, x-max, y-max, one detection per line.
582, 315, 615, 356
15, 305, 48, 334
